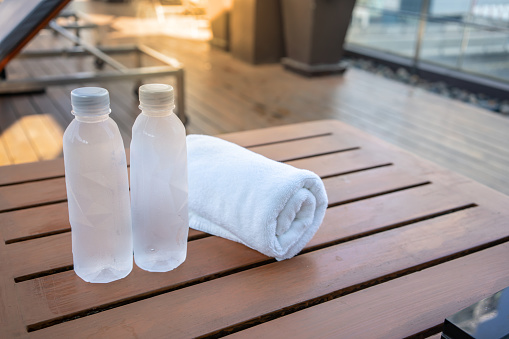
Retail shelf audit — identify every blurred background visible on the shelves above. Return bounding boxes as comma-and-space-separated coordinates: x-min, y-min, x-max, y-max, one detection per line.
0, 0, 508, 195
347, 0, 509, 84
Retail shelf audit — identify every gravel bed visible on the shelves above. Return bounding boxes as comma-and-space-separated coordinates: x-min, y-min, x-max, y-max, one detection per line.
345, 57, 509, 116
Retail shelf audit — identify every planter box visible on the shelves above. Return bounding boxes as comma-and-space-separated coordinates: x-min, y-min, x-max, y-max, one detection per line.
230, 0, 284, 64
281, 0, 356, 76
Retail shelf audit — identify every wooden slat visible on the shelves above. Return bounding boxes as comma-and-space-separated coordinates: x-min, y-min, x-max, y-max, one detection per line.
0, 115, 506, 337
7, 232, 71, 280
227, 243, 509, 339
0, 116, 505, 337
285, 149, 391, 178
0, 158, 64, 186
0, 198, 204, 244
0, 133, 383, 212
0, 177, 66, 213
6, 227, 207, 280
6, 161, 436, 279
0, 229, 26, 339
0, 158, 137, 212
0, 121, 498, 251
0, 118, 456, 190
0, 117, 492, 212
27, 207, 509, 338
306, 183, 475, 249
218, 119, 338, 147
248, 134, 359, 162
0, 152, 430, 219
320, 121, 509, 205
322, 165, 429, 206
0, 202, 69, 244
15, 236, 267, 328
0, 153, 132, 189
13, 183, 477, 328
0, 119, 340, 185
11, 182, 468, 322
0, 147, 392, 242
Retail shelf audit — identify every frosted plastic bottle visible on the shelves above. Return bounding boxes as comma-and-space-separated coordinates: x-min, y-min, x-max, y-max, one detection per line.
63, 87, 133, 283
131, 84, 189, 272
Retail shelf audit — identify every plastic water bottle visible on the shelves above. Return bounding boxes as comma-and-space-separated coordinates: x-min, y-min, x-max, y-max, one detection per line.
63, 87, 133, 283
130, 84, 189, 272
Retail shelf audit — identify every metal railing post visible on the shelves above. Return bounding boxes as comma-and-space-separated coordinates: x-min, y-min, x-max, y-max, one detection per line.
457, 0, 477, 69
413, 0, 430, 71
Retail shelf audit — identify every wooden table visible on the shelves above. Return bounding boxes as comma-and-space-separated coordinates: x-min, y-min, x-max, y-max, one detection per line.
1, 120, 508, 338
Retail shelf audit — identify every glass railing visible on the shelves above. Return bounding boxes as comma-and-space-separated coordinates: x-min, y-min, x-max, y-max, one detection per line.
345, 0, 509, 84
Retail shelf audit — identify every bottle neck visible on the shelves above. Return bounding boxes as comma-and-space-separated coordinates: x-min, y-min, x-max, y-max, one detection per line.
75, 113, 110, 123
140, 108, 174, 117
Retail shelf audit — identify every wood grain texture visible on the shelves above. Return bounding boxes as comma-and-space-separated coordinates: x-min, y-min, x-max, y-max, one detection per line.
13, 183, 475, 327
0, 157, 64, 186
306, 183, 475, 249
0, 148, 389, 243
0, 229, 28, 339
0, 198, 204, 244
285, 149, 391, 178
227, 243, 509, 339
1, 120, 509, 338
0, 177, 66, 213
27, 207, 509, 338
0, 202, 69, 243
4, 152, 444, 279
16, 236, 268, 329
0, 121, 394, 211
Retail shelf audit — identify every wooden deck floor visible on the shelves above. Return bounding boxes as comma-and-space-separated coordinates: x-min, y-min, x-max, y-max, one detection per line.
0, 0, 508, 196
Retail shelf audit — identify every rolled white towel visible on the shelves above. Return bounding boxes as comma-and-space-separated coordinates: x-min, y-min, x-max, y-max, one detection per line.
187, 135, 328, 261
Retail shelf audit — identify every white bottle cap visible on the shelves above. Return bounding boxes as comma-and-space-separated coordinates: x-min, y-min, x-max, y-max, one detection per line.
139, 84, 175, 111
71, 87, 111, 116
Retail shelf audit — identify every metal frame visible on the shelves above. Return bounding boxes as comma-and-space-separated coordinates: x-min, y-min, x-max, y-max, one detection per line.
0, 20, 186, 124
351, 1, 509, 75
